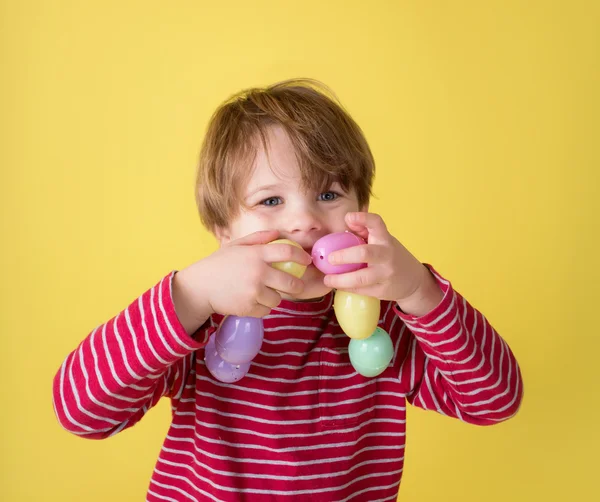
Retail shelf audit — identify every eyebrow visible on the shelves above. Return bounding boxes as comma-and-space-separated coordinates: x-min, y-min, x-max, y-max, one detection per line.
245, 184, 281, 199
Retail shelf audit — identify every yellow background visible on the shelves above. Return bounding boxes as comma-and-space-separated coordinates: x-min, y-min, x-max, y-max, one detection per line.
1, 1, 598, 500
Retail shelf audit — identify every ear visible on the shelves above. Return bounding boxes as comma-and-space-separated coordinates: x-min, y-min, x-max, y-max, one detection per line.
214, 226, 232, 246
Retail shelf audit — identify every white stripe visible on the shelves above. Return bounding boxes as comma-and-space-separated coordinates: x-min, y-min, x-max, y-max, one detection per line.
421, 334, 478, 365
436, 302, 486, 374
112, 312, 145, 381
244, 369, 357, 384
64, 427, 115, 437
264, 313, 329, 320
125, 306, 160, 373
67, 349, 120, 425
150, 477, 202, 502
436, 326, 470, 356
146, 488, 181, 502
155, 462, 403, 497
100, 320, 128, 388
193, 431, 399, 454
160, 448, 403, 481
262, 332, 348, 344
439, 308, 488, 378
139, 295, 169, 365
264, 324, 328, 333
78, 338, 139, 413
109, 420, 129, 436
390, 319, 405, 367
166, 435, 404, 467
171, 354, 191, 400
445, 334, 505, 395
149, 283, 188, 358
341, 481, 402, 502
469, 362, 522, 417
249, 360, 345, 370
158, 276, 197, 351
171, 416, 405, 440
90, 327, 151, 404
192, 389, 398, 412
191, 403, 404, 426
404, 290, 455, 330
408, 309, 458, 336
258, 346, 347, 358
461, 344, 515, 409
422, 359, 446, 415
196, 374, 399, 398
410, 338, 417, 391
57, 359, 95, 432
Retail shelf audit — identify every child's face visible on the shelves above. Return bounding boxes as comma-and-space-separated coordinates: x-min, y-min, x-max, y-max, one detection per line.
217, 126, 365, 301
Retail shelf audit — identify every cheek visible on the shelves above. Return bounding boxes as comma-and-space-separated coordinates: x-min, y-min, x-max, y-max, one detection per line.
233, 212, 272, 236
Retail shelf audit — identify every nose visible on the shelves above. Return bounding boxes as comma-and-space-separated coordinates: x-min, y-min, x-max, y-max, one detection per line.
285, 203, 323, 237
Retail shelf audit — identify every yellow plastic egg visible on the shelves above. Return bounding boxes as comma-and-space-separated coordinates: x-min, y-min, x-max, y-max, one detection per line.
333, 291, 380, 339
269, 239, 307, 279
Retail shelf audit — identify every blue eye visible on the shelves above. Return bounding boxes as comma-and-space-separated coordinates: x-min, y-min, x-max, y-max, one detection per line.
261, 197, 282, 206
319, 191, 339, 202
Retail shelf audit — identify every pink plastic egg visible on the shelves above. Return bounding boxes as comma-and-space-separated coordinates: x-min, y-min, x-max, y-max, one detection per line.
311, 232, 367, 275
205, 333, 251, 383
215, 316, 264, 364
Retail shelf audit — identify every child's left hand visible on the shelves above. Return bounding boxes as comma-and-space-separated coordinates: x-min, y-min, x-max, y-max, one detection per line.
324, 212, 443, 313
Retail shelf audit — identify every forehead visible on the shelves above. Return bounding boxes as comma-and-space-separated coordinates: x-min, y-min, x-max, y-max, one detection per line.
246, 126, 303, 191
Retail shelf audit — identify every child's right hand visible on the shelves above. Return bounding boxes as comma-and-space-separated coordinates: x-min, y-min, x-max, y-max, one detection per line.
173, 230, 313, 334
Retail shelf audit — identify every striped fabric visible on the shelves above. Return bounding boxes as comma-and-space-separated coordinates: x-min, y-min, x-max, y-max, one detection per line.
53, 265, 523, 501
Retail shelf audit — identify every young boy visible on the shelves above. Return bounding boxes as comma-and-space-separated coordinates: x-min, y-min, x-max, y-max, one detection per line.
53, 79, 523, 502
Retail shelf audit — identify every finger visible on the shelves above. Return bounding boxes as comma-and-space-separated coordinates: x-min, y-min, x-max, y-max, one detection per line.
256, 286, 282, 310
324, 267, 380, 290
261, 243, 312, 267
245, 303, 274, 318
345, 212, 389, 242
332, 284, 383, 298
228, 230, 280, 247
344, 220, 369, 241
328, 244, 389, 266
263, 267, 305, 296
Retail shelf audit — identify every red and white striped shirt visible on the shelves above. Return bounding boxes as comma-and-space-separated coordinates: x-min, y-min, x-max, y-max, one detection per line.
53, 265, 523, 501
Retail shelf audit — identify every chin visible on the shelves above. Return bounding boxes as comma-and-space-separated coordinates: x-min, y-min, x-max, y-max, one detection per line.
295, 285, 332, 301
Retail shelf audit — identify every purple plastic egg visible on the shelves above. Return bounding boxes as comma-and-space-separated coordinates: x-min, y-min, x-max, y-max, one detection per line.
215, 316, 264, 364
311, 232, 367, 275
204, 333, 251, 383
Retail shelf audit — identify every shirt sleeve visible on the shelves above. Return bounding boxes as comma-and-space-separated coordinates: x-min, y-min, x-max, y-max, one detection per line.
52, 271, 211, 439
388, 265, 524, 425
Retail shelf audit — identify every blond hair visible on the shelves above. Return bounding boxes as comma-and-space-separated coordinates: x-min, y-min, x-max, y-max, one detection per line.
196, 79, 375, 231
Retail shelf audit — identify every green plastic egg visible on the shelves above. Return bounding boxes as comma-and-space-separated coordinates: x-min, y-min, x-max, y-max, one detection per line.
348, 327, 394, 377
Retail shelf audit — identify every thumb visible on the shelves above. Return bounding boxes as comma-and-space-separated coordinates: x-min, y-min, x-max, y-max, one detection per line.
227, 229, 280, 247
345, 212, 389, 243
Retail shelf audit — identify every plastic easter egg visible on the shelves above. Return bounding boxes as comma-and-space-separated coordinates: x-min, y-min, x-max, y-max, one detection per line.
348, 327, 394, 377
205, 333, 251, 383
269, 238, 307, 279
333, 290, 380, 339
311, 232, 367, 275
215, 316, 264, 364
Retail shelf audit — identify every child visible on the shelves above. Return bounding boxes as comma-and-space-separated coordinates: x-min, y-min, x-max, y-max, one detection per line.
53, 79, 523, 502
